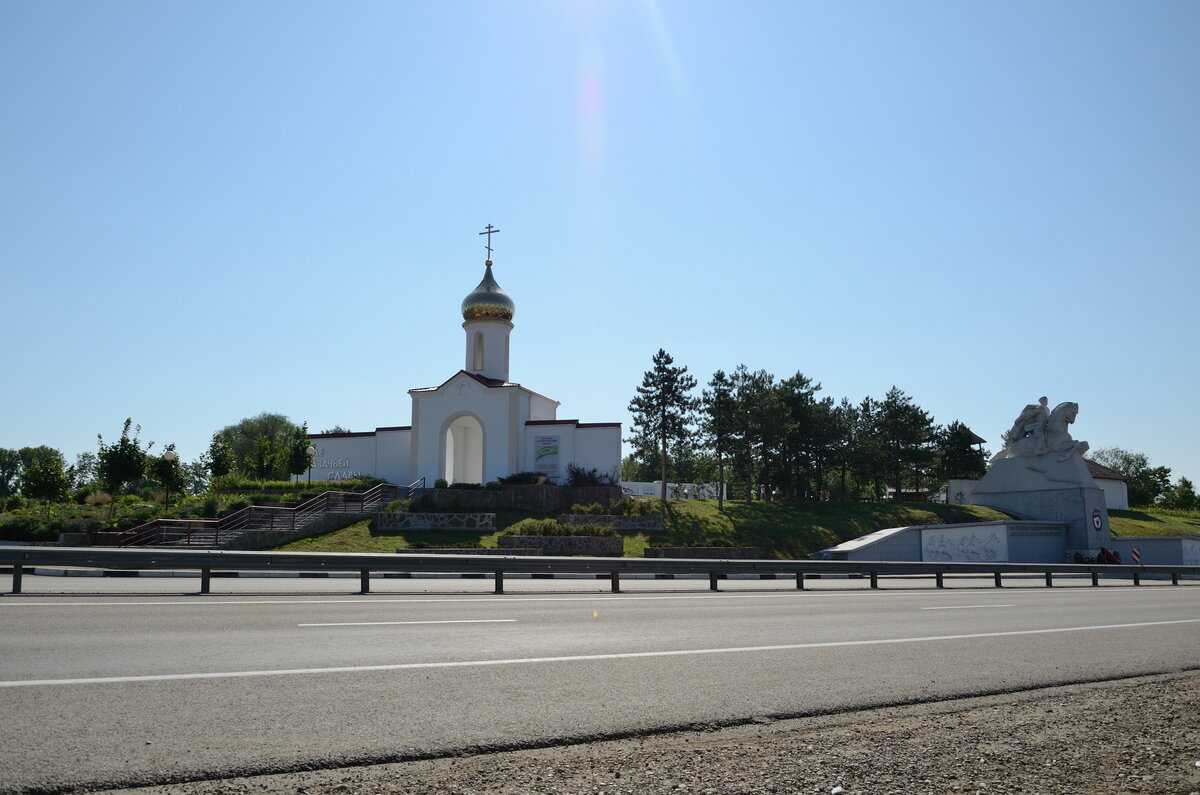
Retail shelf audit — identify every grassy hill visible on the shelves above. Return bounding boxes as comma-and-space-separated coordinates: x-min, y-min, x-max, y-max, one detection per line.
277, 500, 1011, 558
1109, 508, 1200, 537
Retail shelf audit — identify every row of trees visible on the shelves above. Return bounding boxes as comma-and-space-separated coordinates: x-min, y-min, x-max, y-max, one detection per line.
0, 413, 320, 513
626, 350, 988, 506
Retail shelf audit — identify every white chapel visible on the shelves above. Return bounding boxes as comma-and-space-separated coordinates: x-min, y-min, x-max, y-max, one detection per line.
303, 231, 621, 486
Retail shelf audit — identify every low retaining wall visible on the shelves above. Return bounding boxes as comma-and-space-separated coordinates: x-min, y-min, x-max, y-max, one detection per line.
1110, 536, 1200, 566
644, 547, 761, 559
499, 535, 624, 557
374, 513, 495, 531
558, 515, 664, 531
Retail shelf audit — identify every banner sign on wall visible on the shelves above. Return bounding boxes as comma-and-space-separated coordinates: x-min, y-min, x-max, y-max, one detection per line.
535, 435, 560, 476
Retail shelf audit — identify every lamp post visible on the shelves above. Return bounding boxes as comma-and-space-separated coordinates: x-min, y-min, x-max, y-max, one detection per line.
162, 449, 178, 511
306, 446, 316, 485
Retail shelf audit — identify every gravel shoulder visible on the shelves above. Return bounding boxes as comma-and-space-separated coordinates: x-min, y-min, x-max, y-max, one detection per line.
104, 672, 1200, 795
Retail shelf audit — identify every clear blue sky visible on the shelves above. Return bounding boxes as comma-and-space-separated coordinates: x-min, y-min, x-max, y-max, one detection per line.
2, 0, 1197, 485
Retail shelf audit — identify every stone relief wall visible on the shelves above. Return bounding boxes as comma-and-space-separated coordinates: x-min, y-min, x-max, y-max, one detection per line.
921, 528, 1008, 562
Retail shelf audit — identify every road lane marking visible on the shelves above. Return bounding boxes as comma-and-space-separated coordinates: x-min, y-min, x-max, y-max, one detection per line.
921, 605, 1013, 610
3, 618, 1197, 688
298, 619, 517, 627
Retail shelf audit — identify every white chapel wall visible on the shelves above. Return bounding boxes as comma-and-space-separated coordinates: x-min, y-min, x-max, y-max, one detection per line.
306, 434, 379, 482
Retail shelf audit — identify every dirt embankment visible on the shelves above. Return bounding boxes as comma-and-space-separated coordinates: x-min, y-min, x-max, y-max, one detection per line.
108, 672, 1200, 795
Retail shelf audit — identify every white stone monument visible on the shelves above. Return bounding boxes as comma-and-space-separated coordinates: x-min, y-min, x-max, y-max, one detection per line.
970, 398, 1111, 560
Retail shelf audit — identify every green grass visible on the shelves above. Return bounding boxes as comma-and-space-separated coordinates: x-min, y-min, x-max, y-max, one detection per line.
1109, 508, 1200, 538
278, 500, 1011, 558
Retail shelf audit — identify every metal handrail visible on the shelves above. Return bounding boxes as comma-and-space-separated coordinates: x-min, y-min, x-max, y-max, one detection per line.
111, 484, 403, 548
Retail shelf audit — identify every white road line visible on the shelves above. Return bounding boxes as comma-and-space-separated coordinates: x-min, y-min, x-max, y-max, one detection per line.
922, 605, 1014, 610
298, 619, 517, 627
3, 618, 1197, 689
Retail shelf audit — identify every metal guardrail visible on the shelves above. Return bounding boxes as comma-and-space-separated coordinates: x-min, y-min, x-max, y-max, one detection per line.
2, 547, 1197, 595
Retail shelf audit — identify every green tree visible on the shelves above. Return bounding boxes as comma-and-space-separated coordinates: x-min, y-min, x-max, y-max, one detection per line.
248, 437, 277, 481
876, 387, 936, 499
934, 421, 988, 481
732, 367, 789, 501
72, 452, 98, 490
19, 446, 72, 517
0, 448, 21, 498
627, 349, 698, 505
96, 419, 150, 518
1161, 476, 1197, 511
148, 445, 186, 508
285, 422, 314, 482
206, 433, 235, 493
620, 453, 657, 483
700, 369, 736, 509
216, 412, 302, 481
1092, 447, 1172, 507
182, 460, 210, 495
321, 425, 350, 434
849, 396, 887, 500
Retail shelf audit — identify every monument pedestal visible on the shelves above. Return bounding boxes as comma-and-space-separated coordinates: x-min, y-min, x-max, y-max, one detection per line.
970, 455, 1110, 560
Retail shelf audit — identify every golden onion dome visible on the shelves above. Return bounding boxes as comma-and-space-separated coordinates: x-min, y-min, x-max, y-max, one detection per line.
461, 261, 515, 322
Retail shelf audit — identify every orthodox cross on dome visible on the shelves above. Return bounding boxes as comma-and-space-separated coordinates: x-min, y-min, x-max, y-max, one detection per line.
478, 224, 501, 261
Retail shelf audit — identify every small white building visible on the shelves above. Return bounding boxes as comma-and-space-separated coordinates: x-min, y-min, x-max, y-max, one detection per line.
304, 244, 621, 486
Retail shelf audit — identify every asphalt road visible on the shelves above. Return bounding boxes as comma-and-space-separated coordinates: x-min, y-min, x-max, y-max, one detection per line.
1, 574, 1197, 793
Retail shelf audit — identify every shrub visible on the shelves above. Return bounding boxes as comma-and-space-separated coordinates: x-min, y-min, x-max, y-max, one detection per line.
201, 494, 220, 518
485, 481, 503, 491
448, 482, 483, 490
403, 541, 483, 550
409, 493, 436, 512
4, 495, 24, 512
384, 499, 410, 512
607, 497, 658, 516
434, 479, 449, 489
498, 472, 546, 485
0, 515, 61, 543
565, 463, 615, 487
569, 502, 606, 515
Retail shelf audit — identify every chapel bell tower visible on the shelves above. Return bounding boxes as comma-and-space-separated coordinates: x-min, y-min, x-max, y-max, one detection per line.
460, 225, 514, 382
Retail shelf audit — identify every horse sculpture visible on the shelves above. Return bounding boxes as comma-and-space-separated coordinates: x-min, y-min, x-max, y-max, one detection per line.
992, 399, 1089, 463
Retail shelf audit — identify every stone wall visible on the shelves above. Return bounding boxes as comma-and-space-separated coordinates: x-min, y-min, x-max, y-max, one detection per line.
558, 514, 664, 531
644, 547, 761, 559
498, 534, 624, 557
374, 512, 495, 531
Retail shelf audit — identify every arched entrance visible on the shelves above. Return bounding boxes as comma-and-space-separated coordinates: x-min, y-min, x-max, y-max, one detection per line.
444, 414, 484, 484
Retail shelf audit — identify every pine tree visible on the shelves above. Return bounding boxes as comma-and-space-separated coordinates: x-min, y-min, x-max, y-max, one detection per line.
700, 370, 736, 509
627, 349, 698, 505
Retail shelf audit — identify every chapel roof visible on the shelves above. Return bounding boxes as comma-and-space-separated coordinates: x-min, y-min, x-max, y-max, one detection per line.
408, 370, 560, 405
461, 260, 515, 322
1084, 459, 1128, 482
